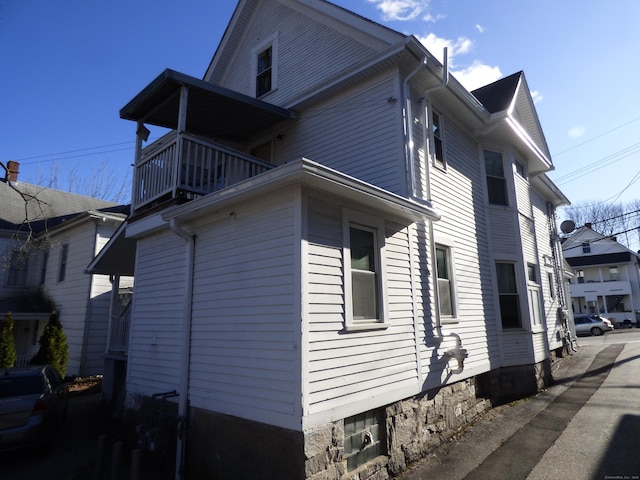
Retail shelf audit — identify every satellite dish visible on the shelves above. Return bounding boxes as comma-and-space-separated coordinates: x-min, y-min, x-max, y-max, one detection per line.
560, 220, 576, 234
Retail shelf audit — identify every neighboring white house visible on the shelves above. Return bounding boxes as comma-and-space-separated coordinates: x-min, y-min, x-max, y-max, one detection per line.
563, 224, 640, 325
0, 165, 130, 376
89, 1, 571, 478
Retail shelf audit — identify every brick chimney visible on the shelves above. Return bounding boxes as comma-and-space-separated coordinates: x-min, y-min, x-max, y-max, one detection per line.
6, 160, 19, 185
585, 222, 592, 229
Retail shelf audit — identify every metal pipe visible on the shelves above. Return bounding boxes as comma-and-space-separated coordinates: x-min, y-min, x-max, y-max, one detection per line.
403, 56, 428, 198
169, 218, 195, 480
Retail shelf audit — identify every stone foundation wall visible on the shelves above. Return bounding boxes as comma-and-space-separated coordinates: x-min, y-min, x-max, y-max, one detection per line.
305, 360, 554, 479
126, 360, 553, 479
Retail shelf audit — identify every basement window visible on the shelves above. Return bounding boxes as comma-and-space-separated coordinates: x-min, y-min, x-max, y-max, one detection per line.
344, 409, 385, 471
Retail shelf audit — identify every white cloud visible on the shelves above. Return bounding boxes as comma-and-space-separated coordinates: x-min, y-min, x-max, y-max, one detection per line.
530, 90, 543, 104
475, 24, 485, 33
568, 126, 585, 138
367, 0, 430, 21
416, 33, 473, 63
451, 61, 503, 91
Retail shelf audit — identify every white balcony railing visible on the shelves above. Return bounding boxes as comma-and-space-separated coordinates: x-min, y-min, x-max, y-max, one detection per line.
133, 132, 275, 212
108, 300, 132, 354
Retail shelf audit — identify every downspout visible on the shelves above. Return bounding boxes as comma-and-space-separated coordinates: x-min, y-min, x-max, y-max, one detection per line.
403, 55, 428, 198
169, 218, 195, 480
416, 48, 467, 374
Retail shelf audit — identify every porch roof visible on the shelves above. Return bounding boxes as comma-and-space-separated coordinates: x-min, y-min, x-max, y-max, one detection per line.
120, 69, 297, 142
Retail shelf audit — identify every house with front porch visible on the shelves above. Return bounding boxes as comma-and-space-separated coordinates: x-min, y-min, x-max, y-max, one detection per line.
0, 166, 130, 376
563, 224, 640, 325
88, 0, 572, 478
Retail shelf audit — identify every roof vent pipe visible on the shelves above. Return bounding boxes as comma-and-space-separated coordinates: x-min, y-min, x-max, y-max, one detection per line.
423, 47, 449, 95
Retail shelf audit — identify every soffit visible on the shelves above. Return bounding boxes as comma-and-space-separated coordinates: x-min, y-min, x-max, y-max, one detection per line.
120, 69, 297, 142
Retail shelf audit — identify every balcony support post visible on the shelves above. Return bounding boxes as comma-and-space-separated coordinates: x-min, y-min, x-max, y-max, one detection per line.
173, 86, 189, 195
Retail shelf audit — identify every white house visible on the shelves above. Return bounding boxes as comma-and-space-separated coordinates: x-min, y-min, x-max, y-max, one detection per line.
563, 224, 640, 325
89, 1, 571, 478
0, 165, 130, 376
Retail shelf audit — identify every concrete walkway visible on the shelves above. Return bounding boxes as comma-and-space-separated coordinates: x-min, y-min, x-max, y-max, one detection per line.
398, 340, 640, 480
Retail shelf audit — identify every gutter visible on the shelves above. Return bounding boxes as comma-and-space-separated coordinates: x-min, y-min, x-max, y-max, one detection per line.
168, 218, 195, 480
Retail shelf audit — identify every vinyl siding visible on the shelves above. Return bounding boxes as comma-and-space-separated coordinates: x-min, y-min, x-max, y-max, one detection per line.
277, 72, 405, 194
218, 0, 385, 106
127, 231, 186, 394
188, 189, 300, 428
531, 191, 564, 351
305, 197, 419, 418
426, 117, 498, 376
44, 222, 99, 376
82, 224, 120, 375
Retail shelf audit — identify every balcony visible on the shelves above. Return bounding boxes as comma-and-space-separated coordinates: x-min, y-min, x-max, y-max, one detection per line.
133, 132, 275, 213
120, 69, 297, 215
570, 279, 632, 297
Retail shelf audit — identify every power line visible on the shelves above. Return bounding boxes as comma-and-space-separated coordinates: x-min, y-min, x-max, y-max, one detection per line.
553, 116, 640, 157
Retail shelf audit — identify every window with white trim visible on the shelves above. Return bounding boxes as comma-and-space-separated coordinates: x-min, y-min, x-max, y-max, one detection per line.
431, 109, 445, 167
484, 150, 508, 206
496, 261, 521, 328
58, 243, 69, 283
6, 250, 28, 287
435, 245, 455, 318
252, 34, 278, 98
343, 210, 387, 330
609, 266, 619, 281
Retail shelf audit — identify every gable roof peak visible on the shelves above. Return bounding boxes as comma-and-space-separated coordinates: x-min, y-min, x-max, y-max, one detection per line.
471, 70, 524, 114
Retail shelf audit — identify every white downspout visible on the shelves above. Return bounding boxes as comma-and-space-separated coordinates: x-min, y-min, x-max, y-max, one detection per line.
416, 48, 467, 374
169, 218, 195, 480
403, 56, 427, 198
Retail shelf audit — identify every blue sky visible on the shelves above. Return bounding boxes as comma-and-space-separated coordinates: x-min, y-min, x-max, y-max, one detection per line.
2, 0, 640, 214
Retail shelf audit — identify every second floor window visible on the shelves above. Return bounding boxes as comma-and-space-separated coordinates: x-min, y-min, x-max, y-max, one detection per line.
609, 266, 619, 281
431, 110, 445, 167
577, 269, 585, 284
40, 251, 49, 285
58, 243, 69, 283
484, 150, 508, 206
7, 251, 28, 287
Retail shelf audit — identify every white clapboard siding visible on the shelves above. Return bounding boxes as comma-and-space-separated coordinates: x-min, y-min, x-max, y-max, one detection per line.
532, 191, 564, 351
519, 215, 537, 261
44, 221, 108, 376
500, 331, 534, 366
82, 224, 121, 375
514, 169, 532, 218
186, 190, 299, 428
278, 73, 405, 194
219, 0, 386, 106
127, 231, 187, 394
305, 196, 419, 416
420, 116, 499, 377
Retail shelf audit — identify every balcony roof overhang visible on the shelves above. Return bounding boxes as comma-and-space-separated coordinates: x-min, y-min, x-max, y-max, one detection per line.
120, 69, 297, 141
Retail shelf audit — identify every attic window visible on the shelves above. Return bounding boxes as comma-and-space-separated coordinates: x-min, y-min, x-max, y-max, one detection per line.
582, 242, 591, 254
256, 47, 272, 97
253, 34, 278, 98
